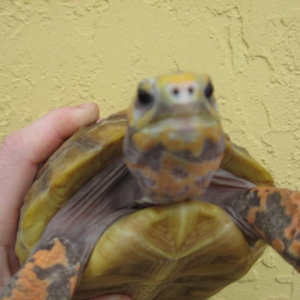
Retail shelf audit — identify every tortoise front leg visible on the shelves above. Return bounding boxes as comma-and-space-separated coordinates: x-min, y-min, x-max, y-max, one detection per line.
0, 238, 81, 300
234, 187, 300, 272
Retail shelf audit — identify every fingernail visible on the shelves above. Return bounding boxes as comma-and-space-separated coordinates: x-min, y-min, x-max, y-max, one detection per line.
76, 102, 97, 109
73, 102, 100, 126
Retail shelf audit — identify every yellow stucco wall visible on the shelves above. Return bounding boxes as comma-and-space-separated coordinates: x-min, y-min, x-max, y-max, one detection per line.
1, 1, 300, 299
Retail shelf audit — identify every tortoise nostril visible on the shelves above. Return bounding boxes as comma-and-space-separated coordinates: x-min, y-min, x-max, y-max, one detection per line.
172, 88, 179, 95
188, 86, 194, 94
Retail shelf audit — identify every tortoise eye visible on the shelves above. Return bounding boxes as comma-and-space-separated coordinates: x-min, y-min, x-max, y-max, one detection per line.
137, 89, 154, 106
204, 82, 213, 99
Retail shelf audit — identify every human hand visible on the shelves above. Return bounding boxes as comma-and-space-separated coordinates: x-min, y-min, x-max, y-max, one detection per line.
0, 103, 130, 300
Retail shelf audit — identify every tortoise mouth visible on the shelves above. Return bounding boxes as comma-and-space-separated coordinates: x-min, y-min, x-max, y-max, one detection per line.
140, 111, 218, 136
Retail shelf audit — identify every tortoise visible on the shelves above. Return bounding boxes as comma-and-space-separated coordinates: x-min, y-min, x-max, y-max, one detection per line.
1, 72, 300, 300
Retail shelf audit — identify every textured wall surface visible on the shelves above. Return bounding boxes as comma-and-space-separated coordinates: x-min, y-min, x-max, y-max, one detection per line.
1, 1, 300, 299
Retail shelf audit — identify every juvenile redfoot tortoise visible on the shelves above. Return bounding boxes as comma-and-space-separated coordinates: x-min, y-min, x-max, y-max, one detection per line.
1, 72, 300, 300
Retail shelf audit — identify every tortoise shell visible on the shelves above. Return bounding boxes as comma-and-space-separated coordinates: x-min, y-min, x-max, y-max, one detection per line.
15, 108, 273, 300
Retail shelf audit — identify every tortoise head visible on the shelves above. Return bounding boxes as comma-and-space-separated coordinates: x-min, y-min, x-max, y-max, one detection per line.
124, 72, 225, 203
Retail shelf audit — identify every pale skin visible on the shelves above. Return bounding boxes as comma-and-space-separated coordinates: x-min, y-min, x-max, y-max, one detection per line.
0, 102, 131, 300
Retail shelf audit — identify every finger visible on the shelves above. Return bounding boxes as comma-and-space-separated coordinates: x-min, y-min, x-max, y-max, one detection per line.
0, 102, 99, 249
7, 102, 100, 165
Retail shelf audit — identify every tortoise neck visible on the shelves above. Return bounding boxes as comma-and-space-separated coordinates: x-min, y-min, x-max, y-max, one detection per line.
123, 121, 225, 204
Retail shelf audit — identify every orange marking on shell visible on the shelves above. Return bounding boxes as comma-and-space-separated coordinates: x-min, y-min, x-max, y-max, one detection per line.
254, 188, 300, 217
2, 239, 81, 300
246, 208, 257, 225
1, 261, 49, 300
246, 188, 281, 239
271, 238, 285, 253
246, 189, 270, 225
289, 239, 300, 258
32, 238, 69, 268
284, 225, 299, 240
281, 190, 300, 215
281, 190, 300, 242
255, 189, 270, 212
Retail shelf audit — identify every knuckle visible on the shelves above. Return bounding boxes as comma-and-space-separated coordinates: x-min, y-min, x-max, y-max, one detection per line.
46, 107, 79, 138
0, 131, 24, 163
